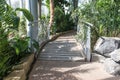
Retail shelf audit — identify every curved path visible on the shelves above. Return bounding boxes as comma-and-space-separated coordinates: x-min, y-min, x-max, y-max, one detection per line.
38, 32, 84, 61
28, 32, 120, 80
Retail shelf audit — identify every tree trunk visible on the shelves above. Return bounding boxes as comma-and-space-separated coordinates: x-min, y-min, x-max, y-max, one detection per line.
49, 0, 54, 28
73, 0, 78, 10
38, 0, 41, 18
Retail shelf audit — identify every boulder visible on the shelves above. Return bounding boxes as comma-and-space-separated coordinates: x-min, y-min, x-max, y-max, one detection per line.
104, 58, 120, 75
94, 37, 120, 57
110, 49, 120, 62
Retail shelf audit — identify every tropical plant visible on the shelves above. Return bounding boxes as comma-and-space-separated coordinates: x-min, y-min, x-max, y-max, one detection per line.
53, 6, 74, 32
73, 0, 120, 49
49, 0, 54, 28
0, 0, 33, 78
53, 0, 75, 32
38, 19, 48, 41
0, 0, 18, 77
45, 0, 74, 33
15, 8, 33, 22
11, 37, 30, 56
19, 16, 27, 36
0, 29, 14, 77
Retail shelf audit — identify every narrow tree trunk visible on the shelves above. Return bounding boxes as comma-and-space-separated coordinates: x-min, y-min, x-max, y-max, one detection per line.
73, 0, 78, 10
49, 0, 54, 28
38, 0, 41, 18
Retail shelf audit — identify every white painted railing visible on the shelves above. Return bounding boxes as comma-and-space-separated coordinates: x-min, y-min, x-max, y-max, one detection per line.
28, 20, 50, 54
76, 20, 93, 62
29, 20, 50, 45
38, 20, 49, 43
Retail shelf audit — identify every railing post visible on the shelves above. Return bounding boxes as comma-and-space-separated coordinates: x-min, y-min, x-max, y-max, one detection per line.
47, 25, 50, 39
86, 26, 91, 62
76, 21, 92, 62
77, 24, 79, 34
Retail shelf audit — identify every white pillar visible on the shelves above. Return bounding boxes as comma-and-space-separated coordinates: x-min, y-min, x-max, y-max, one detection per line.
29, 0, 38, 41
25, 0, 32, 47
19, 0, 23, 16
25, 0, 38, 52
25, 0, 31, 37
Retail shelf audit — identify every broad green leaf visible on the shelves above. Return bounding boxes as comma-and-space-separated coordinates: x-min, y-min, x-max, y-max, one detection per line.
15, 47, 20, 55
15, 8, 34, 22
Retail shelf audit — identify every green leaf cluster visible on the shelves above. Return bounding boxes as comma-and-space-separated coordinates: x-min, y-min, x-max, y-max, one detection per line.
79, 0, 120, 37
16, 8, 34, 22
0, 0, 33, 78
52, 1, 74, 33
72, 0, 120, 49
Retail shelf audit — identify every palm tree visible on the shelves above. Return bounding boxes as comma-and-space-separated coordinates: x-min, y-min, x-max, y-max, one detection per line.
49, 0, 54, 28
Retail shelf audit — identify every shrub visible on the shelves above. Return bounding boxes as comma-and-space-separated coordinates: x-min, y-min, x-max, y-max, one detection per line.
0, 0, 33, 78
72, 0, 120, 49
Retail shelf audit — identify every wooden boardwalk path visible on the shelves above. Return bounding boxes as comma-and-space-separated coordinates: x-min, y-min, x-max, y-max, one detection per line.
38, 32, 85, 61
28, 32, 120, 80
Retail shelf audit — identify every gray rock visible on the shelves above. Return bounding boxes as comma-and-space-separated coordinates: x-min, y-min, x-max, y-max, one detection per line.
94, 37, 120, 57
110, 49, 120, 62
104, 58, 120, 75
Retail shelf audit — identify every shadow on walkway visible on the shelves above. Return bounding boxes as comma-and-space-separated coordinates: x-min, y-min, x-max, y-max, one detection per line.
28, 32, 120, 80
28, 61, 93, 80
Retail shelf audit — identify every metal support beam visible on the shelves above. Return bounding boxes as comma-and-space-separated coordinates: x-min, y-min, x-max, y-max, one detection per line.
25, 0, 38, 53
29, 0, 38, 42
25, 0, 32, 48
8, 0, 11, 6
20, 0, 24, 8
19, 0, 23, 16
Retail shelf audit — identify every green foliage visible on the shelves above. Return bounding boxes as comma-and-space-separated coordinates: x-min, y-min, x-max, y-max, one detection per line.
0, 29, 14, 77
0, 3, 20, 30
54, 0, 70, 10
52, 0, 74, 33
16, 8, 34, 22
32, 40, 40, 53
38, 16, 49, 40
44, 0, 74, 33
45, 0, 50, 9
0, 0, 33, 78
19, 16, 27, 36
45, 0, 70, 10
78, 0, 120, 37
53, 6, 74, 32
73, 0, 120, 49
0, 52, 13, 77
11, 37, 30, 56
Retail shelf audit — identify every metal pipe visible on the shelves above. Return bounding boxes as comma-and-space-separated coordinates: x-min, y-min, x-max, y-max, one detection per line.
19, 0, 23, 16
29, 0, 38, 42
8, 0, 11, 6
25, 0, 32, 48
